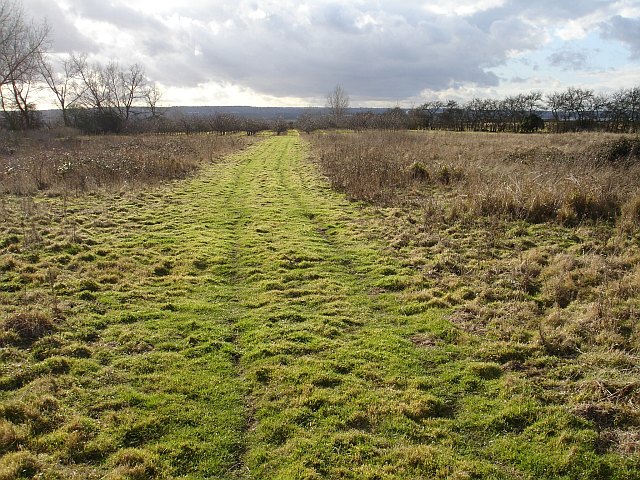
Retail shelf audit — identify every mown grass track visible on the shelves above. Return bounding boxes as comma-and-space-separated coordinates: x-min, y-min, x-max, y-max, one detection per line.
1, 133, 638, 479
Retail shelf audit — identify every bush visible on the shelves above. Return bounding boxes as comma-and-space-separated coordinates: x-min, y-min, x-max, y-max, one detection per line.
593, 138, 640, 165
409, 162, 429, 181
520, 114, 545, 133
3, 311, 54, 343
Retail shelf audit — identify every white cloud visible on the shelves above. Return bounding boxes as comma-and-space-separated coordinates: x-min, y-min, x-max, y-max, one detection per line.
555, 20, 589, 40
423, 0, 507, 17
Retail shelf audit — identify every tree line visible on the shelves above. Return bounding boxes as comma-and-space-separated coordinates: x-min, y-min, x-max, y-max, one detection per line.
411, 87, 640, 133
308, 86, 640, 134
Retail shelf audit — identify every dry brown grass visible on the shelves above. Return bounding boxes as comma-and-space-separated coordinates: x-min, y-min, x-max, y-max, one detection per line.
0, 131, 255, 195
2, 311, 55, 343
312, 130, 640, 225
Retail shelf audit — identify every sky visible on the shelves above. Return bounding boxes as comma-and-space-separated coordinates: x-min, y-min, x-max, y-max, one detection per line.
21, 0, 640, 107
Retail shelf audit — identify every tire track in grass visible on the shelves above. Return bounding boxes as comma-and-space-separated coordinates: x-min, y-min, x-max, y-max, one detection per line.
163, 140, 290, 478
113, 146, 262, 478
0, 141, 273, 479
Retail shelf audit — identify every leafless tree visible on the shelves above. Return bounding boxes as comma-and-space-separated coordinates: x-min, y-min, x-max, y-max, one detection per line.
273, 115, 288, 135
110, 62, 146, 121
326, 84, 349, 127
379, 107, 408, 131
0, 0, 49, 87
412, 101, 443, 129
348, 110, 377, 131
144, 82, 162, 118
297, 108, 322, 133
68, 55, 149, 132
39, 55, 82, 126
546, 91, 565, 123
523, 91, 543, 114
0, 0, 49, 129
501, 95, 527, 132
0, 70, 37, 128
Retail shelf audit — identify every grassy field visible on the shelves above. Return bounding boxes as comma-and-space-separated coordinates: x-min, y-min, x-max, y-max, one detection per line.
1, 131, 639, 478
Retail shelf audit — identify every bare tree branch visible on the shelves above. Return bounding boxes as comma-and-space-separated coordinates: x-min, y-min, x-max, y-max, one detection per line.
326, 84, 349, 127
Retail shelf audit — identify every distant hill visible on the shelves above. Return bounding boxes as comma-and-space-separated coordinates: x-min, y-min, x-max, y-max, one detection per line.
38, 106, 391, 125
163, 106, 389, 122
38, 106, 556, 126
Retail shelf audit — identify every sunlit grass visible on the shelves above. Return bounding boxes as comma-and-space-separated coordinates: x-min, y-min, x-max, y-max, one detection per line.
0, 133, 638, 478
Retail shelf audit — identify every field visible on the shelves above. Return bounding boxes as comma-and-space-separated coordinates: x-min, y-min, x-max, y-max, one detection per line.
0, 130, 639, 479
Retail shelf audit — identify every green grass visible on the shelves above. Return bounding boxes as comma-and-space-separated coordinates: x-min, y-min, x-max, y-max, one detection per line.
1, 134, 638, 478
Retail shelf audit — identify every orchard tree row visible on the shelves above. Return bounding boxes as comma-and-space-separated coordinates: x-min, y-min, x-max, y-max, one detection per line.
313, 86, 640, 134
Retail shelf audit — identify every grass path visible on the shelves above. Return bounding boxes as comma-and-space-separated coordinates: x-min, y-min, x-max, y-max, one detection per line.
2, 134, 637, 479
154, 134, 440, 477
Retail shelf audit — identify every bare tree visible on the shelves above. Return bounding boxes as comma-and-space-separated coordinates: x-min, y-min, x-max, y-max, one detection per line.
523, 91, 543, 114
144, 82, 162, 118
72, 53, 106, 111
40, 55, 81, 126
0, 70, 38, 128
0, 0, 49, 129
348, 110, 377, 131
110, 62, 146, 121
297, 108, 321, 133
273, 115, 288, 135
379, 107, 408, 131
0, 0, 49, 87
69, 55, 149, 132
326, 84, 349, 127
412, 101, 443, 130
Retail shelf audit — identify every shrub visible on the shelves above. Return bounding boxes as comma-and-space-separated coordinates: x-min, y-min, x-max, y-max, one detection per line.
0, 451, 41, 480
3, 311, 55, 343
520, 113, 545, 133
409, 162, 429, 182
593, 138, 640, 165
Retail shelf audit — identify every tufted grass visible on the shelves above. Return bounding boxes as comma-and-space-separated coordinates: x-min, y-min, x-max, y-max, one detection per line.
0, 132, 638, 478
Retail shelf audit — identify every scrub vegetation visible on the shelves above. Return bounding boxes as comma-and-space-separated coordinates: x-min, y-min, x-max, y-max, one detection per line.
0, 130, 253, 194
0, 131, 639, 479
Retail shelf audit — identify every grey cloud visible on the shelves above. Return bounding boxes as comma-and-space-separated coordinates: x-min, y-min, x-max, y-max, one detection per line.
169, 4, 531, 99
548, 50, 589, 71
64, 0, 166, 33
15, 0, 547, 98
600, 15, 640, 59
315, 3, 362, 34
22, 0, 98, 53
470, 0, 612, 30
18, 0, 640, 102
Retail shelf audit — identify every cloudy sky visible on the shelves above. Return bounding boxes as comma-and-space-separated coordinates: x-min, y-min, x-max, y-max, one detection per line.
22, 0, 640, 107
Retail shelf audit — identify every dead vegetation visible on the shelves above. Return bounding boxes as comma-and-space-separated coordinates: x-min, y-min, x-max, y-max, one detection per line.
312, 131, 640, 226
0, 129, 255, 195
